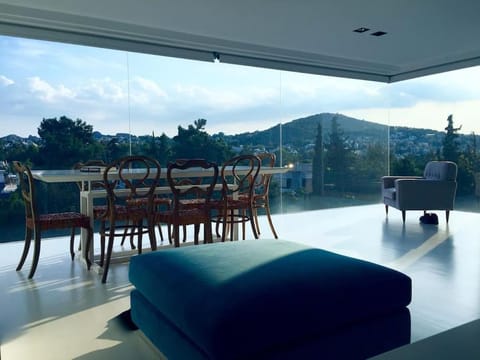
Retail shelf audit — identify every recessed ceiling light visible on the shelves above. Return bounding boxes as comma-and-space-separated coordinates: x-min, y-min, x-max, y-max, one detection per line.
371, 31, 387, 37
353, 27, 370, 33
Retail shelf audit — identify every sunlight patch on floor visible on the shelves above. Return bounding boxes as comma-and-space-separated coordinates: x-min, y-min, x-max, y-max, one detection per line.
387, 230, 451, 271
2, 295, 159, 360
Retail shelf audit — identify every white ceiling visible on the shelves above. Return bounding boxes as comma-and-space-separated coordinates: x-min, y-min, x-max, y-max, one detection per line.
1, 0, 480, 83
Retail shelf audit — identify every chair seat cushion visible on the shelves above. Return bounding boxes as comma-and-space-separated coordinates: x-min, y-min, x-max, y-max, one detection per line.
129, 239, 411, 359
33, 212, 90, 230
383, 187, 396, 200
156, 208, 210, 225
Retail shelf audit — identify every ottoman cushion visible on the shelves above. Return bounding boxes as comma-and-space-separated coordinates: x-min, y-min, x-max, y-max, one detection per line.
129, 239, 411, 359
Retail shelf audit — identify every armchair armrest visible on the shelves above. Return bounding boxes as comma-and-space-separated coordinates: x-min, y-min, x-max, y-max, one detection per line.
395, 179, 457, 210
382, 176, 422, 189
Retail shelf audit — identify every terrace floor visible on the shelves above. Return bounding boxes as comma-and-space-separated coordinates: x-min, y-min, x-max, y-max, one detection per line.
1, 204, 480, 359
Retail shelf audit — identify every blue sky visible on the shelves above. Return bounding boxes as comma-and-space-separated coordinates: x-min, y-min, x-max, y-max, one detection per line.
1, 35, 480, 138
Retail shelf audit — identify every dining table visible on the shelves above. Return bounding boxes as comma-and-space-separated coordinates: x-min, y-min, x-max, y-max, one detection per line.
30, 165, 290, 266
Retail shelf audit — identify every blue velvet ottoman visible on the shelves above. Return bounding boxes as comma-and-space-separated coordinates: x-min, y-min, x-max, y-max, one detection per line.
129, 239, 412, 359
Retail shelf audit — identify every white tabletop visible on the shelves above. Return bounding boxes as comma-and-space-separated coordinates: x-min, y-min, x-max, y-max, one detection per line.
30, 166, 289, 183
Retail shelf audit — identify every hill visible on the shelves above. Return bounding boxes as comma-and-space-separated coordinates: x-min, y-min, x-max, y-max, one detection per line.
224, 112, 443, 148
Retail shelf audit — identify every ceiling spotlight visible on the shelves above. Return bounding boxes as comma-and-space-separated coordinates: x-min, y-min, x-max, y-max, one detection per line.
213, 52, 220, 63
371, 31, 387, 37
353, 27, 370, 33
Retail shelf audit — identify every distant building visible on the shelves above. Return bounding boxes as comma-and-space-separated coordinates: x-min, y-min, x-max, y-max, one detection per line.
280, 162, 312, 194
0, 164, 18, 197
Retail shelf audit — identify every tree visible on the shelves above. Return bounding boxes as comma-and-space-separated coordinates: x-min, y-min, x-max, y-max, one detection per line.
3, 141, 39, 164
353, 142, 388, 193
442, 114, 461, 162
156, 133, 173, 165
194, 118, 207, 130
172, 119, 232, 163
325, 116, 354, 193
392, 157, 420, 176
312, 122, 324, 195
468, 132, 480, 172
104, 138, 126, 163
37, 116, 95, 169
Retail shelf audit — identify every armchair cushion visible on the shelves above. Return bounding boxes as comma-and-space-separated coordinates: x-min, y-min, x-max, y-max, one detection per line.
383, 187, 396, 201
424, 161, 457, 181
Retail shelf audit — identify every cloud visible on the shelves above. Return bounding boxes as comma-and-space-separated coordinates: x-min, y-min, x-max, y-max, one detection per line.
343, 99, 480, 135
173, 83, 278, 114
82, 78, 127, 102
4, 32, 480, 139
0, 75, 14, 86
129, 77, 169, 106
133, 77, 167, 97
28, 76, 76, 102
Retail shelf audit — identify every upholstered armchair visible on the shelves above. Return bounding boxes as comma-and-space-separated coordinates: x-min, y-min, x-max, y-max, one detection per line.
382, 161, 458, 223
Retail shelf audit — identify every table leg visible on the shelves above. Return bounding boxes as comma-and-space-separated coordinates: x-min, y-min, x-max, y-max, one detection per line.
80, 190, 94, 262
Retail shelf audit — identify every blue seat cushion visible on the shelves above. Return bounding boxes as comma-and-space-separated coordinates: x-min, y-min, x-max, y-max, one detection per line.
129, 239, 411, 359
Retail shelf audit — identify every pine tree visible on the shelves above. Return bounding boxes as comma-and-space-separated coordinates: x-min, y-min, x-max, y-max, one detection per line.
312, 122, 324, 195
326, 115, 353, 193
442, 114, 461, 162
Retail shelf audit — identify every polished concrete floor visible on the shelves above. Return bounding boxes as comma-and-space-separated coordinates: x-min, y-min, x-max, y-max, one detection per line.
1, 204, 480, 359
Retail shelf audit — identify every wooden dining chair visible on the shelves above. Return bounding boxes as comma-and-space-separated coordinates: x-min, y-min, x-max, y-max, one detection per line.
13, 161, 93, 279
146, 189, 174, 245
155, 159, 218, 247
99, 155, 160, 283
73, 160, 123, 249
211, 154, 261, 242
170, 163, 206, 244
250, 152, 278, 239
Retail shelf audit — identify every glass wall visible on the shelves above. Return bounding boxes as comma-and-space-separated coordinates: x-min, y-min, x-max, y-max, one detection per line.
1, 34, 480, 242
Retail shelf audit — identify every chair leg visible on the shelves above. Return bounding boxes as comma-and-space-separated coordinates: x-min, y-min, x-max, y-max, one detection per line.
70, 227, 76, 260
17, 227, 33, 271
173, 224, 180, 247
129, 236, 135, 249
100, 221, 106, 267
167, 224, 173, 244
183, 225, 187, 242
28, 230, 42, 279
253, 208, 260, 235
157, 222, 164, 243
229, 210, 235, 241
194, 224, 200, 245
85, 226, 93, 270
446, 210, 450, 223
249, 208, 258, 239
221, 212, 228, 242
265, 203, 278, 239
120, 223, 136, 250
385, 205, 389, 215
102, 230, 116, 283
402, 211, 406, 223
120, 226, 127, 245
137, 220, 143, 254
204, 220, 212, 244
148, 219, 157, 251
216, 218, 221, 238
242, 212, 246, 240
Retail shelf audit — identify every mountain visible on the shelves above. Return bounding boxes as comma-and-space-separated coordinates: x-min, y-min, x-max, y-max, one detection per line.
226, 113, 389, 148
0, 112, 460, 157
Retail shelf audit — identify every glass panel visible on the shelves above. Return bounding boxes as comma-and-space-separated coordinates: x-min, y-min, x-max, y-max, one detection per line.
2, 34, 480, 243
278, 72, 390, 212
386, 67, 480, 212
